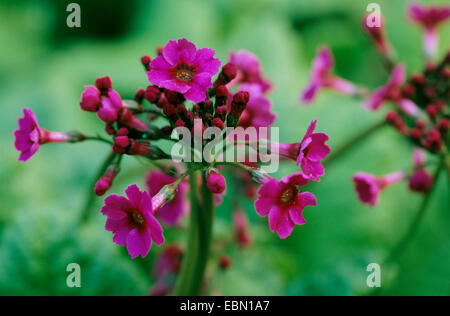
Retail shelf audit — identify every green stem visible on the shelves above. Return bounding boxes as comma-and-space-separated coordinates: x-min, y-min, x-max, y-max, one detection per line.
323, 119, 387, 167
173, 171, 215, 295
366, 162, 443, 296
79, 151, 117, 224
383, 163, 443, 265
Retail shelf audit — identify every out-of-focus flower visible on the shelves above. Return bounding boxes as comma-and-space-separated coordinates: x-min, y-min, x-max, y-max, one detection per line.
353, 172, 405, 207
228, 50, 272, 93
408, 3, 450, 56
409, 148, 433, 193
363, 14, 391, 57
233, 210, 252, 248
275, 120, 330, 181
147, 38, 221, 103
146, 170, 188, 226
365, 65, 420, 116
301, 47, 357, 104
150, 244, 183, 296
254, 173, 317, 239
14, 108, 71, 162
101, 184, 165, 258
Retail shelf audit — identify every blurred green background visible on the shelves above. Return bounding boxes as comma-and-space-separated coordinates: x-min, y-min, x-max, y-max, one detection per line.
0, 0, 448, 296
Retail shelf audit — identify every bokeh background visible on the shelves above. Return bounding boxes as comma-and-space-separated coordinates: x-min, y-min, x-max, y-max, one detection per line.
0, 0, 448, 296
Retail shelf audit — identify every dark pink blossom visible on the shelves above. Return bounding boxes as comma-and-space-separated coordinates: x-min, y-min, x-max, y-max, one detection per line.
236, 83, 276, 129
301, 47, 357, 104
147, 38, 221, 103
101, 184, 164, 259
228, 50, 272, 93
275, 120, 330, 181
409, 3, 450, 56
14, 108, 71, 162
254, 173, 317, 239
365, 65, 419, 116
409, 148, 433, 193
353, 172, 405, 207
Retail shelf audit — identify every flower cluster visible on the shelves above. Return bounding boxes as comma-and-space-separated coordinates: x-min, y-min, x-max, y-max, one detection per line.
300, 3, 449, 207
14, 38, 330, 295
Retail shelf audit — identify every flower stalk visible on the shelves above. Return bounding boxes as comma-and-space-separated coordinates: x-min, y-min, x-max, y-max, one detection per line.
172, 171, 215, 295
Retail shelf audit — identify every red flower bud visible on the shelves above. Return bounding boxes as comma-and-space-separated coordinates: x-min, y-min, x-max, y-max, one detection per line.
206, 171, 226, 194
144, 86, 161, 103
219, 255, 232, 270
95, 76, 112, 90
118, 108, 148, 131
212, 118, 225, 130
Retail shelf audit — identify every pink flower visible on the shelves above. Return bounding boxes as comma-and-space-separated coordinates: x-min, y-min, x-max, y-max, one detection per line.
147, 38, 221, 103
101, 184, 165, 258
14, 108, 71, 162
409, 3, 450, 56
409, 148, 433, 193
228, 50, 272, 93
353, 172, 405, 207
146, 170, 188, 227
301, 47, 357, 104
254, 173, 317, 239
236, 83, 276, 129
365, 65, 420, 116
275, 120, 330, 181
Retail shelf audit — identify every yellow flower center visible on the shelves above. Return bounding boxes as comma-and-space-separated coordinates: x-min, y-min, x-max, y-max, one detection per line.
175, 65, 194, 82
281, 186, 296, 203
131, 211, 144, 226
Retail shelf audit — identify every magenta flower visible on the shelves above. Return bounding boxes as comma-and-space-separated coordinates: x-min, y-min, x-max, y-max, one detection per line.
408, 3, 450, 56
353, 172, 405, 207
228, 50, 272, 93
254, 173, 317, 239
365, 65, 419, 116
275, 120, 330, 181
147, 38, 221, 103
146, 170, 188, 226
301, 47, 357, 104
101, 184, 165, 258
14, 108, 71, 162
236, 83, 276, 129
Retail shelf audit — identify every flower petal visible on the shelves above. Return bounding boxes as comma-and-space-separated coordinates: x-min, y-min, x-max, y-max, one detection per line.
126, 228, 152, 259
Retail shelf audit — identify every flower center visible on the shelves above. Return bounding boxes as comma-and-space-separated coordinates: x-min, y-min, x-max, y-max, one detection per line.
175, 65, 194, 82
302, 146, 310, 157
130, 211, 145, 227
280, 186, 297, 203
